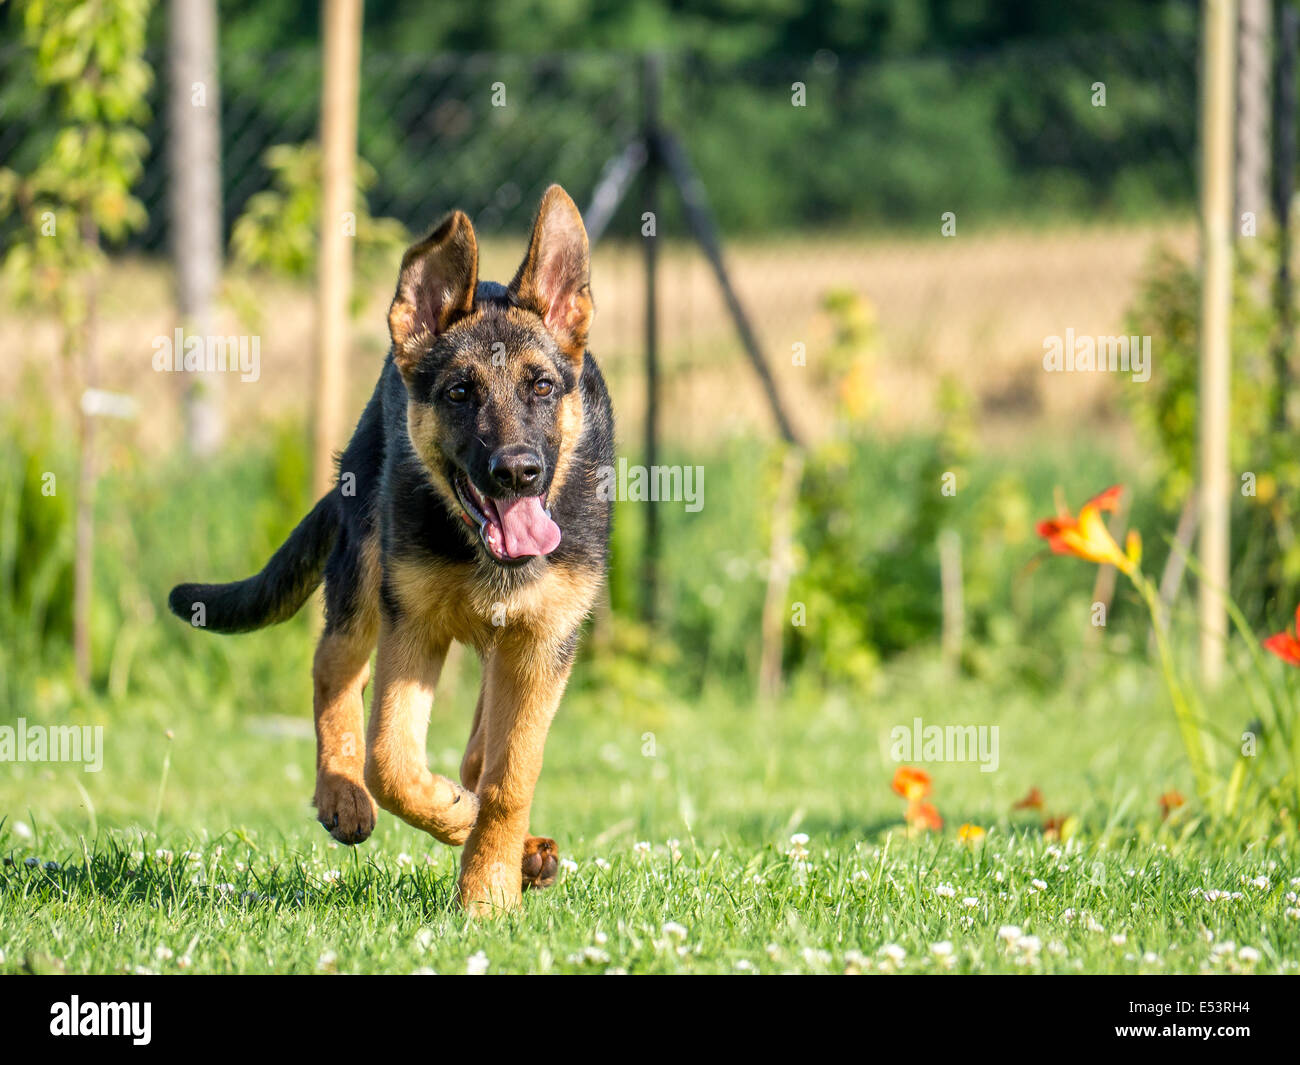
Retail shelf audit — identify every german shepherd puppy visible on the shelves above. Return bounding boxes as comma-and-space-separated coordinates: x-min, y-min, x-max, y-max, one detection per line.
169, 186, 613, 913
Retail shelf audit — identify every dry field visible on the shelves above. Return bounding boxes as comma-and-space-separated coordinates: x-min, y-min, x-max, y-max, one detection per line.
0, 220, 1195, 456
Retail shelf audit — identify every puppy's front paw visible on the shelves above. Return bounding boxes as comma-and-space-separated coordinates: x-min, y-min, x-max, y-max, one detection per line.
314, 771, 377, 844
458, 853, 523, 915
521, 836, 559, 890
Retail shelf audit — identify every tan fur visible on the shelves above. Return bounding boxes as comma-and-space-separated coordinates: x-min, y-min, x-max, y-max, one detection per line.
311, 533, 381, 842
457, 633, 575, 913
365, 555, 602, 906
364, 616, 480, 845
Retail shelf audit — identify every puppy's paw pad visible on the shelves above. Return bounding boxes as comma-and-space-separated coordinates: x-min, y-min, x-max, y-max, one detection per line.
521, 835, 559, 890
314, 776, 377, 845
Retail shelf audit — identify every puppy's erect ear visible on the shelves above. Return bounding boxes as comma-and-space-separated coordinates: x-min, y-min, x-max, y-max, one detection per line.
388, 210, 478, 375
510, 185, 592, 363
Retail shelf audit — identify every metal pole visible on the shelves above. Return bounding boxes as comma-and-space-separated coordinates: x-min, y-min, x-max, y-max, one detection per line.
168, 0, 224, 456
1236, 0, 1272, 226
1199, 0, 1238, 685
642, 54, 662, 624
657, 129, 801, 446
1273, 3, 1297, 431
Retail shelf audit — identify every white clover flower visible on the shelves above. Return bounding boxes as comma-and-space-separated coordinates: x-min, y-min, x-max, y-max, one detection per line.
662, 921, 688, 940
567, 947, 609, 966
963, 896, 979, 908
633, 840, 651, 856
880, 943, 906, 964
559, 857, 578, 874
1031, 878, 1048, 891
466, 950, 489, 975
933, 882, 956, 898
1238, 946, 1261, 964
396, 853, 413, 868
997, 925, 1022, 942
1251, 875, 1270, 891
930, 940, 953, 957
13, 821, 32, 840
1111, 933, 1127, 946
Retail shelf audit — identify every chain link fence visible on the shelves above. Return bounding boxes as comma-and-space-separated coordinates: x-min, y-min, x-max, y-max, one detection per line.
1, 26, 1220, 442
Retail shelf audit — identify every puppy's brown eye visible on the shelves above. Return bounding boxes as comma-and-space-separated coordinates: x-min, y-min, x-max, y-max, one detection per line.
446, 384, 469, 403
533, 379, 554, 397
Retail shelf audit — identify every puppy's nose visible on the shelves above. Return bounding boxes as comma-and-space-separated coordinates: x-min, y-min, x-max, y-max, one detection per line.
488, 446, 543, 492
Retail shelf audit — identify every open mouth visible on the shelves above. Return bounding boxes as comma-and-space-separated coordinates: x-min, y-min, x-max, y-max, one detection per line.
453, 473, 562, 562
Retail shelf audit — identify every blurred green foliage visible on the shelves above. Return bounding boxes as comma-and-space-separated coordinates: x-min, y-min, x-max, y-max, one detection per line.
0, 1, 1204, 245
1125, 239, 1300, 625
0, 410, 1154, 717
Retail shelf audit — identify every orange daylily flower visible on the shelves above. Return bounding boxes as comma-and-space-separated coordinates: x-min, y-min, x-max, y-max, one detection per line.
1159, 791, 1186, 820
1263, 604, 1300, 667
905, 800, 943, 832
1012, 787, 1044, 811
1036, 485, 1141, 575
891, 766, 932, 802
957, 823, 986, 844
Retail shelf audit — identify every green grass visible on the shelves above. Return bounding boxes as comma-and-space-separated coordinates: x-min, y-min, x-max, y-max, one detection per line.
3, 650, 1298, 975
2, 426, 1298, 973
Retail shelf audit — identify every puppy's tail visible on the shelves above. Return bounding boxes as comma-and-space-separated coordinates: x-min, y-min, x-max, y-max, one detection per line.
168, 493, 340, 634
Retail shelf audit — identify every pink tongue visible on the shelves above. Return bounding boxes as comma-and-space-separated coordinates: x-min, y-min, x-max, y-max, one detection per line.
494, 496, 561, 557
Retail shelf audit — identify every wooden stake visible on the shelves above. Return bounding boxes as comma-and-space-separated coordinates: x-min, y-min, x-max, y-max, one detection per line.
938, 529, 964, 670
314, 0, 363, 498
758, 449, 804, 703
1199, 0, 1237, 686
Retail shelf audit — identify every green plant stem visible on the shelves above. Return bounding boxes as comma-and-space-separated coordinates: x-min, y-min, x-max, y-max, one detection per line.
1132, 572, 1215, 809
